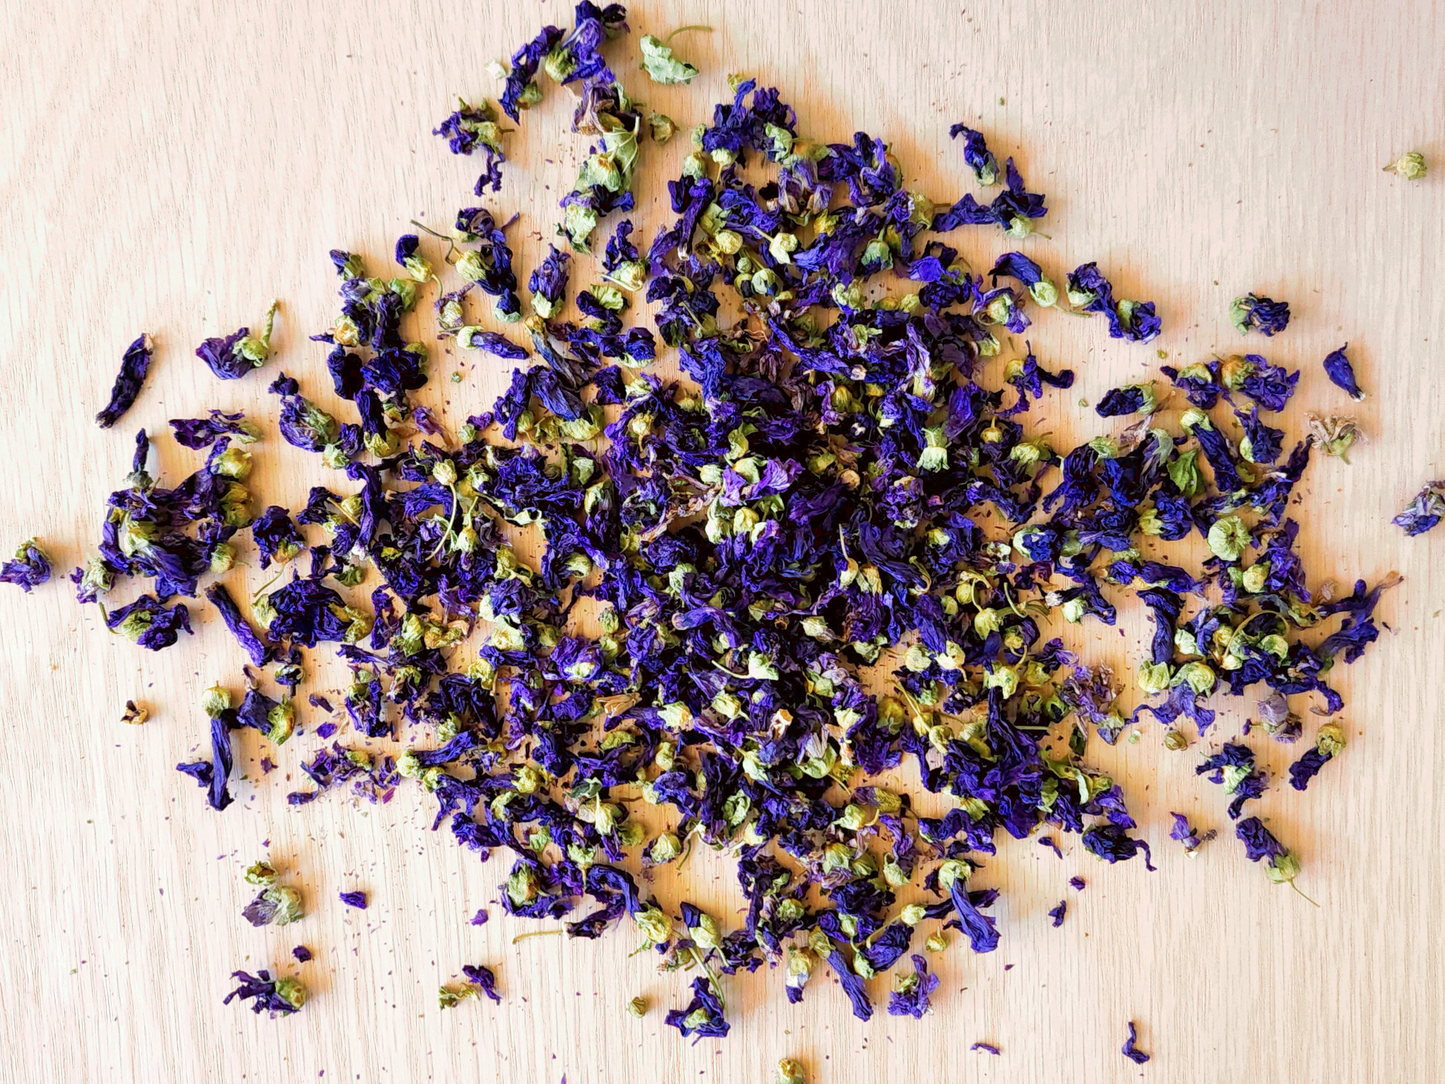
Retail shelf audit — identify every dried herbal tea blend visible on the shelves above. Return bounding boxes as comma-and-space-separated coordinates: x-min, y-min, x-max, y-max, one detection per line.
35, 0, 1410, 1050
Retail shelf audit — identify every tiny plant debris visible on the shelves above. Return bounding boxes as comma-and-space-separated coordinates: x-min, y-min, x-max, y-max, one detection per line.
34, 0, 1403, 1057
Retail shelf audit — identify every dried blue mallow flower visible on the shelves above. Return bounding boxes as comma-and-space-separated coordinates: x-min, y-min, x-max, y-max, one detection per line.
528, 244, 572, 318
105, 595, 193, 650
243, 880, 304, 926
224, 969, 306, 1017
1121, 1021, 1150, 1064
1235, 816, 1311, 899
639, 27, 708, 85
1065, 262, 1161, 342
665, 976, 729, 1041
1322, 343, 1365, 400
1168, 812, 1216, 854
269, 373, 340, 453
1393, 480, 1445, 535
1382, 150, 1426, 179
1095, 382, 1157, 417
990, 251, 1057, 305
204, 583, 272, 667
1306, 414, 1360, 462
949, 124, 1000, 185
95, 333, 153, 428
774, 1057, 806, 1084
394, 234, 435, 283
1047, 899, 1067, 927
1229, 293, 1290, 336
339, 890, 368, 909
439, 964, 502, 1007
170, 409, 261, 449
886, 954, 938, 1018
1288, 722, 1345, 791
1196, 742, 1267, 819
433, 99, 508, 193
0, 538, 52, 592
196, 301, 280, 379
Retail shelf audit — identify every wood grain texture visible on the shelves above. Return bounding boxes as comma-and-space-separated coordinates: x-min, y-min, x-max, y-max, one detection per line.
1, 1, 1442, 1081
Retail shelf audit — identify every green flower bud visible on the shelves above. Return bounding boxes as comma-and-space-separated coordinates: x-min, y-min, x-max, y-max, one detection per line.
244, 860, 278, 886
267, 699, 296, 745
1168, 449, 1204, 497
924, 931, 948, 952
1137, 661, 1172, 695
272, 976, 307, 1011
1176, 660, 1216, 696
1316, 722, 1346, 757
633, 905, 672, 946
1163, 729, 1190, 751
1207, 515, 1252, 562
626, 996, 648, 1018
202, 682, 231, 718
1383, 150, 1426, 179
775, 1058, 806, 1084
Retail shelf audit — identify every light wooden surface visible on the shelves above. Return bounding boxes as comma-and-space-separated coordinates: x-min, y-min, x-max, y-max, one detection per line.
1, 1, 1442, 1081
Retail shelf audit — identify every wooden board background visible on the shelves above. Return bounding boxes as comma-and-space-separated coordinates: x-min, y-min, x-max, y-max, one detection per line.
1, 1, 1442, 1081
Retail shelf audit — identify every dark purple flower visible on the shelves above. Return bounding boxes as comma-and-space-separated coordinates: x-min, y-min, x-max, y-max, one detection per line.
665, 977, 730, 1041
1288, 724, 1344, 791
1047, 899, 1067, 927
204, 583, 272, 666
949, 124, 1000, 185
1235, 816, 1288, 863
339, 890, 368, 909
250, 505, 304, 568
96, 334, 153, 428
1038, 835, 1063, 858
1069, 876, 1086, 891
170, 409, 259, 449
1196, 742, 1267, 819
176, 711, 234, 811
1095, 383, 1157, 417
1230, 293, 1290, 336
886, 954, 939, 1018
528, 245, 572, 319
1066, 262, 1161, 342
269, 373, 339, 452
1121, 1021, 1150, 1064
1322, 343, 1365, 400
1082, 826, 1154, 869
223, 969, 306, 1016
0, 539, 51, 592
104, 595, 193, 650
196, 303, 277, 380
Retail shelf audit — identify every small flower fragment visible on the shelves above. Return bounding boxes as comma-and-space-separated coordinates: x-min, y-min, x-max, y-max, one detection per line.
1307, 414, 1360, 463
970, 1043, 1002, 1055
775, 1057, 806, 1084
639, 27, 707, 85
1047, 899, 1067, 927
339, 890, 368, 909
243, 884, 304, 927
627, 996, 648, 1018
292, 945, 313, 963
1288, 722, 1345, 791
886, 954, 939, 1018
471, 908, 489, 926
1322, 343, 1365, 401
95, 334, 153, 428
1121, 1021, 1150, 1064
1069, 876, 1086, 890
1168, 812, 1216, 854
1229, 293, 1290, 336
224, 969, 306, 1017
665, 976, 729, 1041
1382, 150, 1426, 179
121, 699, 148, 725
196, 302, 280, 379
1393, 480, 1445, 535
0, 538, 52, 592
